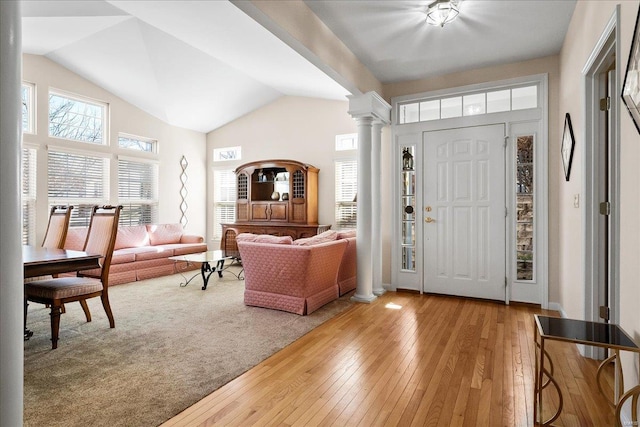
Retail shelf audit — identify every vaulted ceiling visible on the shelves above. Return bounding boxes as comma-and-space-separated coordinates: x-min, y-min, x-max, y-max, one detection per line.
21, 0, 576, 134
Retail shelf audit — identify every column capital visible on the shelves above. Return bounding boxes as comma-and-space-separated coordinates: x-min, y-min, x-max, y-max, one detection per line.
348, 91, 391, 125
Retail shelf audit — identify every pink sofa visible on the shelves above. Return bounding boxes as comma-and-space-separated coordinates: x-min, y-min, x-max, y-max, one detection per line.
237, 230, 356, 315
64, 223, 207, 286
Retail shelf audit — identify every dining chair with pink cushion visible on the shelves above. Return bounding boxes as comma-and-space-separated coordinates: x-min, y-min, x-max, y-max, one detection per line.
24, 205, 73, 289
24, 205, 122, 349
41, 205, 74, 249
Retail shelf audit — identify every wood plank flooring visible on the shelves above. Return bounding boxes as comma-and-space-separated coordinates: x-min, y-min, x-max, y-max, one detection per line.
162, 292, 615, 426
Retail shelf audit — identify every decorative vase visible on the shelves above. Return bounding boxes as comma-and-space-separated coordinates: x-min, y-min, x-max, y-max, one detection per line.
282, 192, 289, 201
271, 191, 280, 201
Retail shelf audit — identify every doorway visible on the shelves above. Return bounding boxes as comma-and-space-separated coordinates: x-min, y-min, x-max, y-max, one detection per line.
422, 124, 506, 301
582, 10, 620, 341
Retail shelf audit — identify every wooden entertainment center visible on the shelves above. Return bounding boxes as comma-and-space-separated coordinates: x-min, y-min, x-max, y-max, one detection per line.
220, 159, 330, 256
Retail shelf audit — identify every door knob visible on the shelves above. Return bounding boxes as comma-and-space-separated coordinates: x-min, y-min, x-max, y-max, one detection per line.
425, 217, 436, 223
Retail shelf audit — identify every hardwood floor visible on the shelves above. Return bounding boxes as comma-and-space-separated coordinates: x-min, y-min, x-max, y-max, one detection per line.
162, 292, 615, 426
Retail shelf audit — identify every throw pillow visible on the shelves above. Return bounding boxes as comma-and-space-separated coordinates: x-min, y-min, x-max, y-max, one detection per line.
147, 223, 183, 245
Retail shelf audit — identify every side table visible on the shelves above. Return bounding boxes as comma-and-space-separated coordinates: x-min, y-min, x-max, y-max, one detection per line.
533, 314, 640, 425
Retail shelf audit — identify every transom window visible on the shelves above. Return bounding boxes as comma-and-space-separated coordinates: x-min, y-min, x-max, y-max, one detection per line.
335, 133, 358, 151
213, 146, 241, 162
49, 91, 107, 144
118, 133, 157, 153
398, 84, 539, 124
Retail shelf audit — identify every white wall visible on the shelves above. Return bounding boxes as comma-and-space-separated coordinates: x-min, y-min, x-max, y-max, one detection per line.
22, 54, 208, 242
558, 0, 640, 381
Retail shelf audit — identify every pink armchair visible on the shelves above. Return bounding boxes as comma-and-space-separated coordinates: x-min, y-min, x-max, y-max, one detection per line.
238, 239, 347, 315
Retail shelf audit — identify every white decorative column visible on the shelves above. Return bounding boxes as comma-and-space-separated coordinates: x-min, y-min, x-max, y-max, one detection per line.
0, 1, 24, 425
353, 116, 375, 302
348, 92, 391, 303
371, 122, 385, 296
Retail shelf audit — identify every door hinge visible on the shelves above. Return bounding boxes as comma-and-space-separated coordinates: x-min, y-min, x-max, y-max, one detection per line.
599, 201, 611, 216
505, 207, 508, 218
503, 136, 508, 148
505, 277, 508, 288
600, 97, 611, 111
599, 305, 610, 321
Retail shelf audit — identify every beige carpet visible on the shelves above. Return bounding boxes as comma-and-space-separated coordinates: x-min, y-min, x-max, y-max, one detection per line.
24, 266, 353, 427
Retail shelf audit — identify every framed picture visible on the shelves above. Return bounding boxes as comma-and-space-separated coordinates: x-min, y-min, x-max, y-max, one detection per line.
561, 113, 575, 181
622, 6, 640, 134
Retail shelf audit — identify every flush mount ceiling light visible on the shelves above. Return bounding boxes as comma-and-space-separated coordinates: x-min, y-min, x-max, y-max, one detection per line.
426, 0, 461, 27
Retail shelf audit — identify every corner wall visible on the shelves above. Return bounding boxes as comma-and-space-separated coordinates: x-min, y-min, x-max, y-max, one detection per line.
22, 54, 207, 241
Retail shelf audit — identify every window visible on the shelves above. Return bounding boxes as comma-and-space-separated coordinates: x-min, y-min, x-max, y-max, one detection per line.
49, 91, 107, 144
22, 147, 37, 244
213, 146, 241, 162
335, 133, 358, 151
22, 83, 35, 134
397, 84, 539, 124
335, 159, 357, 229
48, 149, 109, 227
516, 135, 534, 280
118, 134, 157, 153
213, 169, 237, 239
118, 157, 158, 226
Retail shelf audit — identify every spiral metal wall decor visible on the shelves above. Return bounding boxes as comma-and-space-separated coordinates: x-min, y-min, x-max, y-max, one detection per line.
180, 155, 188, 227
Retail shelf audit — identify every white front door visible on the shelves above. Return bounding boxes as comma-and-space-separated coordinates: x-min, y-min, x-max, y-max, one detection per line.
423, 124, 506, 301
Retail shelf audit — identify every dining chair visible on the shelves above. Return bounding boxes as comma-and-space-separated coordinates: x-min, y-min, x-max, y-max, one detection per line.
24, 205, 74, 337
24, 205, 122, 349
42, 205, 74, 249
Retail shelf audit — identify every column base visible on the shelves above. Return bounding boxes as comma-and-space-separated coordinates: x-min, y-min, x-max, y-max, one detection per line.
350, 294, 377, 304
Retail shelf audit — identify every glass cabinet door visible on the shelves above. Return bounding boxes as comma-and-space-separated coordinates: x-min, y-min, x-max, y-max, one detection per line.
401, 146, 416, 272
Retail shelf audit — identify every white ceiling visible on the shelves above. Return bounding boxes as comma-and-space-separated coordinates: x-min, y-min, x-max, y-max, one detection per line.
22, 0, 576, 134
305, 0, 577, 83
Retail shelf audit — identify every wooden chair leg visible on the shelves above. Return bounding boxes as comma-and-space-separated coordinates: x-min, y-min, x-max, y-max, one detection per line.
101, 294, 115, 328
49, 303, 62, 350
79, 300, 91, 322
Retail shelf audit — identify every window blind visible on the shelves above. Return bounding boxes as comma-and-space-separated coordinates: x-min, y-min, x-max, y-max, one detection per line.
335, 159, 357, 229
22, 148, 37, 244
213, 169, 236, 239
118, 158, 158, 226
48, 149, 109, 227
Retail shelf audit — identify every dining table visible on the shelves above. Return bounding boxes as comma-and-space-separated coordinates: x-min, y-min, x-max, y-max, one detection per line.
23, 245, 102, 339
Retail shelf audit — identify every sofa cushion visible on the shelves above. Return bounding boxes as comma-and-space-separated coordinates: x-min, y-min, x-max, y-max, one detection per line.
111, 250, 136, 265
162, 243, 208, 256
115, 225, 149, 250
132, 246, 176, 261
146, 223, 183, 246
236, 233, 293, 245
293, 230, 338, 246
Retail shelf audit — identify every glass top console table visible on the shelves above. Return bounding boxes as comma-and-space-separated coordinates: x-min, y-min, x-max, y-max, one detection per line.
533, 314, 640, 425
